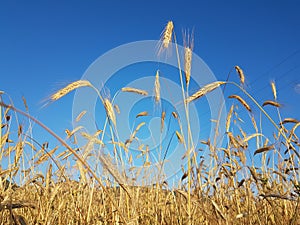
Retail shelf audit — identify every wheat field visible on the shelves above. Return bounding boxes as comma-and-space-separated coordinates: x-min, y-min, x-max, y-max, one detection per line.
0, 21, 299, 225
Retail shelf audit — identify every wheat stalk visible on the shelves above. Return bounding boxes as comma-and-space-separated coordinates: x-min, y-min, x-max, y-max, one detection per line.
114, 104, 120, 114
183, 30, 194, 87
121, 87, 148, 96
35, 146, 58, 165
75, 110, 87, 122
99, 153, 132, 198
175, 131, 184, 143
154, 70, 160, 103
103, 98, 116, 127
186, 81, 226, 103
226, 105, 234, 132
125, 122, 145, 146
289, 122, 300, 142
184, 47, 192, 87
229, 94, 252, 112
280, 118, 299, 125
254, 145, 274, 155
50, 80, 92, 101
227, 132, 239, 148
162, 21, 174, 49
136, 111, 148, 118
262, 100, 281, 107
161, 111, 166, 132
235, 66, 245, 85
172, 111, 178, 119
271, 80, 277, 100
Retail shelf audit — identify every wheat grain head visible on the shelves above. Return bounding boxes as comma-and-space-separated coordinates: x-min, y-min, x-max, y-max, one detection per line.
186, 81, 226, 103
235, 66, 245, 85
51, 80, 92, 101
121, 87, 148, 96
103, 98, 116, 127
154, 70, 160, 103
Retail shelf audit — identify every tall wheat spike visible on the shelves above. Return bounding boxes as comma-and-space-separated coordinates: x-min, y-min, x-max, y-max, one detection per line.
183, 30, 194, 87
162, 21, 174, 49
184, 47, 192, 87
103, 98, 116, 127
154, 70, 160, 103
226, 105, 234, 132
271, 80, 277, 100
235, 66, 245, 85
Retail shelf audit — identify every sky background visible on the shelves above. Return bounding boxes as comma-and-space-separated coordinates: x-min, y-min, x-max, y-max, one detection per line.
0, 1, 300, 182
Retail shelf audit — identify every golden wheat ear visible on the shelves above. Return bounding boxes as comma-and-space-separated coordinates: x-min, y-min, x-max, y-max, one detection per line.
186, 81, 226, 103
183, 30, 194, 88
158, 21, 174, 55
228, 94, 252, 112
184, 47, 192, 87
136, 111, 148, 118
103, 98, 116, 127
262, 100, 281, 108
154, 70, 161, 104
162, 21, 174, 49
50, 80, 92, 101
235, 66, 245, 85
270, 80, 277, 100
121, 87, 148, 96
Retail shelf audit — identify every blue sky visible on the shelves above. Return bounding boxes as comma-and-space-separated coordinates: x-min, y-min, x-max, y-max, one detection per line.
1, 1, 299, 121
1, 1, 300, 182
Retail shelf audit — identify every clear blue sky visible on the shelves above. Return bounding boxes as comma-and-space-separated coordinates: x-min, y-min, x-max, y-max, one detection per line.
1, 1, 299, 122
1, 1, 300, 181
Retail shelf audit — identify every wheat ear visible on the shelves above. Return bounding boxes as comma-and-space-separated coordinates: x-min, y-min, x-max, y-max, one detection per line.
270, 80, 277, 100
51, 80, 92, 101
162, 21, 174, 49
186, 81, 226, 103
121, 87, 148, 96
154, 70, 160, 103
235, 66, 245, 85
103, 98, 116, 127
228, 94, 252, 112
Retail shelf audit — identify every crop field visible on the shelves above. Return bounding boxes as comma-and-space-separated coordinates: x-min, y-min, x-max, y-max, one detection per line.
0, 21, 299, 225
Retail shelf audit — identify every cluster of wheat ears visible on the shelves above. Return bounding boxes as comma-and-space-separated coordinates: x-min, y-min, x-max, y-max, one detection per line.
0, 21, 300, 225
